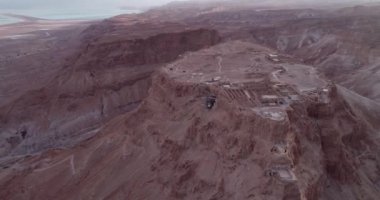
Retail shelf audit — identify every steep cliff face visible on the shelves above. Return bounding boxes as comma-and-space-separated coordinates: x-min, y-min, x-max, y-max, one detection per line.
1, 41, 379, 200
294, 85, 380, 200
0, 70, 304, 200
0, 27, 221, 158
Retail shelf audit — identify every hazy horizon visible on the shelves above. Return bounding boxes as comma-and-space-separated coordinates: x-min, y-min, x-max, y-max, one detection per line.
0, 0, 379, 10
0, 0, 177, 9
0, 0, 379, 23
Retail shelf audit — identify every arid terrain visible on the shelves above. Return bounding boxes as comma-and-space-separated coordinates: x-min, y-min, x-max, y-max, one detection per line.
0, 1, 380, 200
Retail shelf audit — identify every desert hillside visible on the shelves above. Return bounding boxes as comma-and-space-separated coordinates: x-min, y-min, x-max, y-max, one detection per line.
0, 1, 379, 200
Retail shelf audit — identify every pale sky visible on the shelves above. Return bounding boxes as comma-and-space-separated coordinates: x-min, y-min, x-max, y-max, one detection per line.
0, 0, 176, 9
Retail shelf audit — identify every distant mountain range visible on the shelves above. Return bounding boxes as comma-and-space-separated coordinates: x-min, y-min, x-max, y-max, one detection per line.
120, 5, 152, 11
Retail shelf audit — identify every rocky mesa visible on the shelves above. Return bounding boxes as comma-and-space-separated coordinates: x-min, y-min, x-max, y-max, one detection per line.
0, 2, 380, 200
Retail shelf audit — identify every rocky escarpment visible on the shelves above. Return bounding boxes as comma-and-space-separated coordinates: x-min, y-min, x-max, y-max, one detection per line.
0, 27, 221, 158
1, 45, 379, 199
293, 85, 380, 200
0, 70, 303, 199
